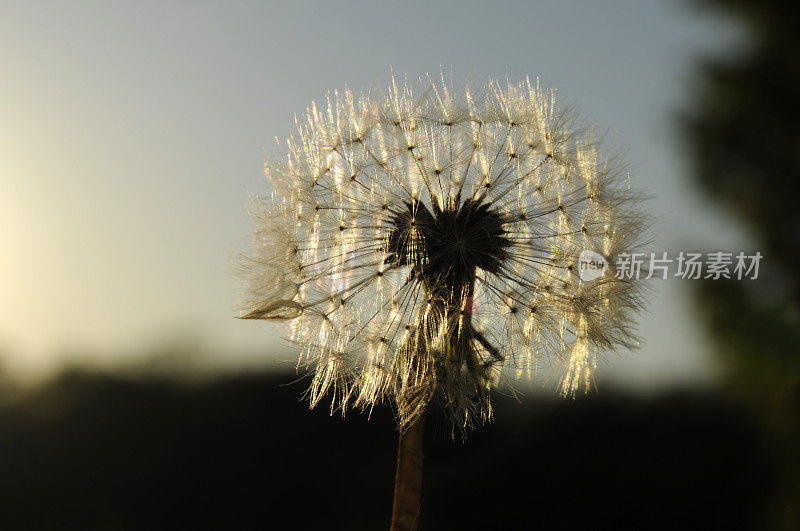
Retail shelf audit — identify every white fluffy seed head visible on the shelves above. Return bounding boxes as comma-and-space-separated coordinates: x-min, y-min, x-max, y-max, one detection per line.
238, 74, 647, 431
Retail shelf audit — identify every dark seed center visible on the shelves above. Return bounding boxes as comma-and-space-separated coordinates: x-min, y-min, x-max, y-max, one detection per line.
385, 198, 511, 289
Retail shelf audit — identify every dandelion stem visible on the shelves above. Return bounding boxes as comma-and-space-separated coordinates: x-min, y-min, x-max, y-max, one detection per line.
390, 409, 426, 531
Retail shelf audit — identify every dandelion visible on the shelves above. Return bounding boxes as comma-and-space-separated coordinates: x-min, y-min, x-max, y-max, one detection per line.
239, 73, 646, 530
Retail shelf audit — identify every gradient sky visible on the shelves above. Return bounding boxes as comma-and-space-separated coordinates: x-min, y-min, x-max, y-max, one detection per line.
0, 1, 747, 386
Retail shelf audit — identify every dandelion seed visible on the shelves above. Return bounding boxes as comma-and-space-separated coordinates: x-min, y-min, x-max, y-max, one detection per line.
239, 74, 647, 430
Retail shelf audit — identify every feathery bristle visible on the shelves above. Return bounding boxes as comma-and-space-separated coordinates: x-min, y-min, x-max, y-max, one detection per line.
238, 73, 647, 430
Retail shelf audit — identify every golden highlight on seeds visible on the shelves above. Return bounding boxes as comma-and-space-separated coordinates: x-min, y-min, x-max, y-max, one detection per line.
239, 74, 647, 430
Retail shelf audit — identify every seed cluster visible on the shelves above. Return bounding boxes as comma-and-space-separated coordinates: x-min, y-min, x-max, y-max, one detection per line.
240, 75, 646, 429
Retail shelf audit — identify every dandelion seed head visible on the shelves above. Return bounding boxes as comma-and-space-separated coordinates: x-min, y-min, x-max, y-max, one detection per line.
239, 74, 647, 430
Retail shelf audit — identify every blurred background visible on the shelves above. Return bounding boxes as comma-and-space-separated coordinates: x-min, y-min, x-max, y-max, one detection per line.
0, 0, 797, 528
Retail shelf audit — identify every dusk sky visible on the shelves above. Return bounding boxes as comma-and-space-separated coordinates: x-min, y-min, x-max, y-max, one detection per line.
1, 1, 746, 386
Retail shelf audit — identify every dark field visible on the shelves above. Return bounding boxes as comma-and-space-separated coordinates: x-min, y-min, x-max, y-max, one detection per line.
0, 369, 778, 530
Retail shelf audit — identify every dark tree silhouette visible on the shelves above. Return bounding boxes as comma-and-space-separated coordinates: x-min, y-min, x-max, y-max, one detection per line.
684, 0, 800, 527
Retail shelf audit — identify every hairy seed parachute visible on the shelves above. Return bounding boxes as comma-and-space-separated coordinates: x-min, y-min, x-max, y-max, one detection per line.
239, 75, 647, 430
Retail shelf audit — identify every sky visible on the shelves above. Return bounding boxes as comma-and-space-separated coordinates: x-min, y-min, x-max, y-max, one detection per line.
0, 1, 747, 387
